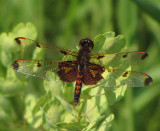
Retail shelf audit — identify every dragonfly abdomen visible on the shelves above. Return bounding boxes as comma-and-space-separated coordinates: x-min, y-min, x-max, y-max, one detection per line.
74, 69, 84, 105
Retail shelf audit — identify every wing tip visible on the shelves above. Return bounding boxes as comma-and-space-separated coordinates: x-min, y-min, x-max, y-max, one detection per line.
14, 37, 21, 45
12, 61, 19, 70
14, 37, 27, 45
139, 52, 148, 60
144, 77, 153, 86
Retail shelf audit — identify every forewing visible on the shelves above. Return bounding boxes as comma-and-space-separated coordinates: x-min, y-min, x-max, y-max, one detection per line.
57, 61, 78, 82
83, 63, 105, 85
90, 51, 148, 68
14, 37, 78, 57
103, 68, 153, 88
12, 59, 59, 80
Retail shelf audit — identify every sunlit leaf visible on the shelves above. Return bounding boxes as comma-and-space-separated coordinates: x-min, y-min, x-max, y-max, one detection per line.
25, 94, 42, 128
86, 114, 114, 131
11, 22, 37, 39
55, 95, 77, 117
93, 32, 126, 53
85, 115, 105, 130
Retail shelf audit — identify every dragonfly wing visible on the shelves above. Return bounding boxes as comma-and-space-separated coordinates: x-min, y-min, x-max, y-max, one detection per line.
57, 61, 78, 82
103, 68, 153, 87
12, 59, 78, 82
90, 51, 148, 68
83, 63, 105, 85
12, 59, 60, 80
14, 37, 78, 57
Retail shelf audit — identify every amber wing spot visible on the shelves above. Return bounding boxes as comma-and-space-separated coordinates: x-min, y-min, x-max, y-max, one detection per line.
122, 53, 128, 58
12, 61, 19, 70
37, 61, 42, 67
90, 70, 98, 77
141, 52, 148, 60
63, 67, 72, 73
122, 71, 129, 77
14, 38, 21, 45
144, 77, 153, 86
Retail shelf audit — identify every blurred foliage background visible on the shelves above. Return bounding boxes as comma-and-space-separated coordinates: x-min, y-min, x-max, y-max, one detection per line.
0, 0, 160, 131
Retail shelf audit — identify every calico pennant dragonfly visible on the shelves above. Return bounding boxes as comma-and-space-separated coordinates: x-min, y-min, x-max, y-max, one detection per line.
12, 37, 153, 105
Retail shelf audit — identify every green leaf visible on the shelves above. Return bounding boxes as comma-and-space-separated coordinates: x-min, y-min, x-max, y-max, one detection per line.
44, 71, 77, 117
91, 32, 129, 105
0, 50, 12, 68
98, 114, 114, 131
0, 94, 16, 123
0, 33, 14, 67
0, 22, 37, 68
0, 33, 18, 53
25, 94, 43, 128
55, 95, 77, 117
44, 71, 63, 94
86, 114, 114, 131
32, 94, 48, 115
0, 68, 23, 96
91, 32, 126, 69
81, 86, 93, 100
10, 22, 37, 39
104, 88, 116, 105
41, 106, 57, 130
83, 99, 101, 122
102, 66, 131, 105
93, 34, 106, 52
93, 32, 126, 53
85, 115, 106, 131
114, 85, 127, 102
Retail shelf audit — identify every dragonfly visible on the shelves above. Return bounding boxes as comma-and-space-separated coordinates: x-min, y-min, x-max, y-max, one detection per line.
12, 37, 153, 105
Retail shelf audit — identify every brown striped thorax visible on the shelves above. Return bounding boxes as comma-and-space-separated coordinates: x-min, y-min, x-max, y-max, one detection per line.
12, 37, 153, 106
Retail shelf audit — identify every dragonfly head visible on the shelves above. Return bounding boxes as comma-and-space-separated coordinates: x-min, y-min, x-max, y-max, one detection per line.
79, 38, 94, 51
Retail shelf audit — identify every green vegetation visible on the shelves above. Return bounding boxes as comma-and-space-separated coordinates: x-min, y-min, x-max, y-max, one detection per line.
0, 0, 160, 131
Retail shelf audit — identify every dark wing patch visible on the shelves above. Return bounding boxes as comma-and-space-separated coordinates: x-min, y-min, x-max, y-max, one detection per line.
57, 61, 78, 82
12, 60, 20, 70
144, 77, 153, 86
14, 37, 21, 45
83, 63, 105, 85
122, 53, 128, 58
122, 71, 129, 77
140, 52, 148, 60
